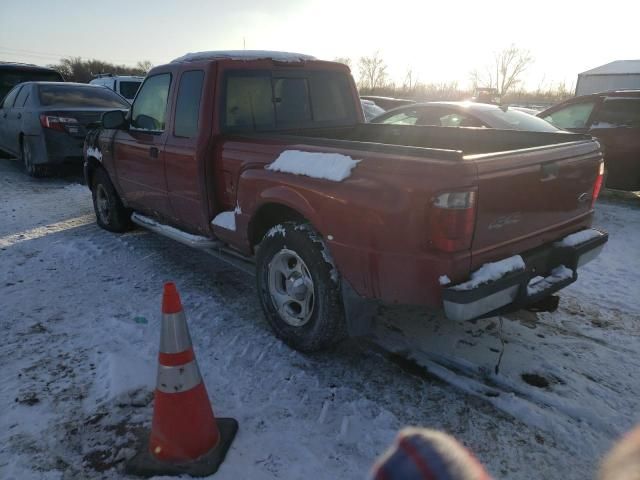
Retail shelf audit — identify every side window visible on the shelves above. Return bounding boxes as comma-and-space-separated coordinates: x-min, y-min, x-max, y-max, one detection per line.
224, 74, 274, 130
131, 73, 171, 131
2, 86, 21, 109
15, 86, 30, 108
543, 102, 596, 129
174, 70, 204, 138
380, 109, 420, 125
592, 99, 640, 128
273, 77, 311, 125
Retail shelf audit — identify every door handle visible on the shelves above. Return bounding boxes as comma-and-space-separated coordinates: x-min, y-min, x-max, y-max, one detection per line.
17, 113, 22, 119
2, 113, 6, 118
149, 147, 159, 158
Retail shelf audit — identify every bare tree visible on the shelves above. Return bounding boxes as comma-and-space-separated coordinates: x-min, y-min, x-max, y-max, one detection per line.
403, 67, 417, 91
135, 60, 154, 75
470, 45, 533, 97
48, 57, 154, 82
333, 57, 352, 69
358, 51, 388, 91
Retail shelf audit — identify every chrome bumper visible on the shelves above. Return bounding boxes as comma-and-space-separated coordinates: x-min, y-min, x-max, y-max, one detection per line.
442, 228, 608, 322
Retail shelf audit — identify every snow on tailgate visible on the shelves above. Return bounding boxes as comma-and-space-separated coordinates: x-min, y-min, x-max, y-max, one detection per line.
266, 150, 360, 182
451, 255, 525, 291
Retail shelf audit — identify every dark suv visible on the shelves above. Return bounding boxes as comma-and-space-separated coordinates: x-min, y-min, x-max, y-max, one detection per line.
0, 62, 64, 101
539, 90, 640, 190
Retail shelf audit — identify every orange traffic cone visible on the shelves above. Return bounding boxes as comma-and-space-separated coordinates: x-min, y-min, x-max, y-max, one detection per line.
126, 282, 238, 477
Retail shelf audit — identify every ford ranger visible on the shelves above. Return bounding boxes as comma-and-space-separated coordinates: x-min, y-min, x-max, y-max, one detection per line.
83, 50, 608, 351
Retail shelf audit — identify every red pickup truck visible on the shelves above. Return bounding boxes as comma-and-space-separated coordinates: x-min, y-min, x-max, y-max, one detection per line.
83, 50, 608, 351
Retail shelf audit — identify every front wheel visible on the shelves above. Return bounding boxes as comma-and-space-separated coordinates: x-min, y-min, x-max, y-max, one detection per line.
256, 222, 346, 352
91, 168, 131, 232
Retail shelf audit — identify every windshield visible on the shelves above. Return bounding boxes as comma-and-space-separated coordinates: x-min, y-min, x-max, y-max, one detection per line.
38, 84, 129, 108
482, 108, 559, 132
119, 81, 141, 100
0, 69, 63, 101
223, 70, 358, 132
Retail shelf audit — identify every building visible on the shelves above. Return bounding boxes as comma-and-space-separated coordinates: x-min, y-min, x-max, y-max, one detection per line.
576, 60, 640, 96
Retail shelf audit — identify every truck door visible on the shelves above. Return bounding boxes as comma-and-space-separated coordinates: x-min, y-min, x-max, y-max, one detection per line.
588, 97, 640, 190
113, 73, 172, 217
163, 69, 208, 233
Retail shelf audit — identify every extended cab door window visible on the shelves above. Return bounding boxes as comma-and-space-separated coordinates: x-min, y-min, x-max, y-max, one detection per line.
542, 101, 596, 130
174, 70, 204, 137
222, 70, 357, 131
131, 73, 171, 132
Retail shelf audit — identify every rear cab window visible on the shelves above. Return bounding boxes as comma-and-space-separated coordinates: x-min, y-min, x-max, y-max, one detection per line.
38, 85, 129, 108
131, 74, 172, 131
222, 69, 357, 132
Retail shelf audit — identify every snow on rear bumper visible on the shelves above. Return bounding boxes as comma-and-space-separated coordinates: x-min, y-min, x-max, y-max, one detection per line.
442, 228, 608, 322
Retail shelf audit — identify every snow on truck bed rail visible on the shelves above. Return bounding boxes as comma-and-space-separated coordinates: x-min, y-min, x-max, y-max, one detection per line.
266, 150, 360, 182
451, 255, 525, 291
172, 50, 316, 63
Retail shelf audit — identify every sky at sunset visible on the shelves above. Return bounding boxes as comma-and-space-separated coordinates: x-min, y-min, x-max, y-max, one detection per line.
1, 0, 639, 90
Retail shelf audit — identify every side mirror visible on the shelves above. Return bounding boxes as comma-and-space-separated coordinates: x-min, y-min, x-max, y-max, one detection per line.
101, 110, 127, 130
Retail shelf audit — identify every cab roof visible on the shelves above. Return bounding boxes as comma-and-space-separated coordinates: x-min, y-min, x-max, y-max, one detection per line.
171, 50, 316, 64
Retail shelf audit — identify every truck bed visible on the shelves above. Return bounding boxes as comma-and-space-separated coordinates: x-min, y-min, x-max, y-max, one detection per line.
228, 123, 602, 273
268, 123, 592, 158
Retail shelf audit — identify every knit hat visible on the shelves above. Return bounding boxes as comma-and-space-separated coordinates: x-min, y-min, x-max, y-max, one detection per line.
371, 428, 492, 480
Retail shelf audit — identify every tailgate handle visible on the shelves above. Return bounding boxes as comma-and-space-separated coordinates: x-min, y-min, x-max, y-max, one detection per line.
149, 147, 159, 159
541, 162, 559, 181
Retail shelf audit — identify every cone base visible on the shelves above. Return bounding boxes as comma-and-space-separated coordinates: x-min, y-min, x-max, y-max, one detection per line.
125, 418, 238, 478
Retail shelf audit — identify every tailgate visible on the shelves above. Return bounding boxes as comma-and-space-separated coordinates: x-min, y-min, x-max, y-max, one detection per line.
469, 140, 603, 269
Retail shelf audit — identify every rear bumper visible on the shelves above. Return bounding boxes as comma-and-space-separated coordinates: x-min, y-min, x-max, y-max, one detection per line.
442, 228, 608, 321
42, 130, 84, 165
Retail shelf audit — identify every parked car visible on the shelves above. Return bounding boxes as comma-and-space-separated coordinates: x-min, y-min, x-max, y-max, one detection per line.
90, 74, 144, 102
372, 101, 561, 132
84, 50, 607, 352
538, 90, 640, 190
0, 82, 129, 176
0, 62, 64, 101
360, 95, 416, 110
361, 98, 385, 121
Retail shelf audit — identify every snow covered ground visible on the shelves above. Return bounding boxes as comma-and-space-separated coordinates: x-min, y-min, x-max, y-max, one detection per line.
1, 158, 638, 479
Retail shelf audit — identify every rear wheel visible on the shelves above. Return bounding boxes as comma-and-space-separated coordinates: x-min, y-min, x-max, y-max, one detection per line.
256, 222, 346, 352
91, 168, 131, 232
21, 138, 49, 178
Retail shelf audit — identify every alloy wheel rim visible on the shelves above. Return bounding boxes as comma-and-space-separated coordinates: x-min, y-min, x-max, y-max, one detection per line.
267, 248, 315, 327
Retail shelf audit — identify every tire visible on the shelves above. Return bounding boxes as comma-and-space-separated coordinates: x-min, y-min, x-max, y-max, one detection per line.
256, 222, 347, 352
91, 168, 131, 232
21, 138, 49, 178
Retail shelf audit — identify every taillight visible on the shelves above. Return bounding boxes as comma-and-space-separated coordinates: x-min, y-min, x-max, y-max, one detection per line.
40, 114, 78, 132
430, 189, 477, 252
590, 161, 604, 209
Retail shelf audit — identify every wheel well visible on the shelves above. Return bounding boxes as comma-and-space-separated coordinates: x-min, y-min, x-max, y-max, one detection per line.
249, 203, 307, 248
85, 157, 103, 189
